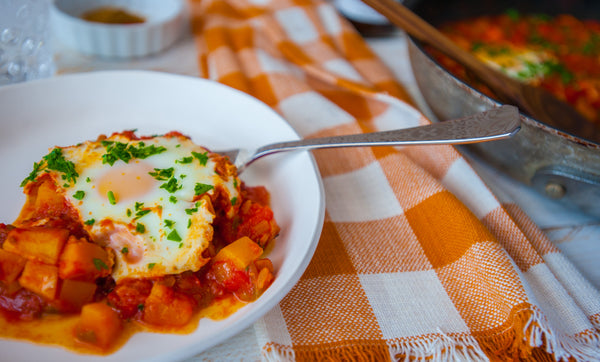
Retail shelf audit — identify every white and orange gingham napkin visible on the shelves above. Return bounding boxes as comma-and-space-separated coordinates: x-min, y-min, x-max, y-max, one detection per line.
187, 0, 600, 360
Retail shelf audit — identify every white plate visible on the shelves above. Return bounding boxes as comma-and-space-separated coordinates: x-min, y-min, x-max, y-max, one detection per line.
0, 71, 325, 361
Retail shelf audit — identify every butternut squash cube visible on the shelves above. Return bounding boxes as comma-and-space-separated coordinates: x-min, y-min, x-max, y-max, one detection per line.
34, 177, 65, 211
18, 261, 58, 300
4, 227, 68, 265
143, 283, 194, 327
75, 302, 122, 349
0, 249, 27, 283
58, 238, 113, 281
15, 177, 65, 225
213, 236, 263, 270
58, 279, 97, 310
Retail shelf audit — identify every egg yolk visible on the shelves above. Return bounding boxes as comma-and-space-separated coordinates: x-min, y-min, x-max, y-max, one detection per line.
97, 161, 155, 202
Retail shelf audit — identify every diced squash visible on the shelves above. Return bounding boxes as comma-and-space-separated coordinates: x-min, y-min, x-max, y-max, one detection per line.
58, 237, 113, 281
4, 227, 68, 265
143, 283, 194, 327
34, 177, 66, 211
75, 302, 122, 349
212, 237, 263, 270
15, 176, 65, 224
18, 261, 58, 300
58, 279, 97, 310
0, 249, 27, 283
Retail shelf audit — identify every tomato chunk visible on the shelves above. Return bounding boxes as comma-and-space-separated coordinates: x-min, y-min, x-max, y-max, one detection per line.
0, 283, 45, 321
107, 279, 153, 319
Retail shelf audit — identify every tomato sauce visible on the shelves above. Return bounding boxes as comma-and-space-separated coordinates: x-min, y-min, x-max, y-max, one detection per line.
0, 173, 279, 355
429, 10, 600, 124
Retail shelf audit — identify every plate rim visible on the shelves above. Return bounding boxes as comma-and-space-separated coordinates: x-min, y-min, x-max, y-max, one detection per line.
0, 70, 326, 361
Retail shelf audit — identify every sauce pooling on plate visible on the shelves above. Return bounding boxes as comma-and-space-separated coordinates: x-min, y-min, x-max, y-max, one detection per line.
0, 130, 280, 354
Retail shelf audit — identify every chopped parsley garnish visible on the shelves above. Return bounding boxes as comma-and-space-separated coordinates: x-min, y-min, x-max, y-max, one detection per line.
102, 141, 166, 166
132, 202, 151, 219
149, 167, 174, 181
86, 177, 91, 183
188, 219, 192, 228
107, 191, 117, 205
137, 303, 144, 311
505, 8, 520, 21
169, 195, 178, 204
121, 247, 129, 254
84, 219, 95, 225
127, 209, 132, 217
164, 219, 175, 228
93, 258, 109, 271
20, 161, 44, 187
135, 209, 151, 219
148, 263, 156, 270
102, 141, 131, 165
129, 142, 167, 159
194, 183, 213, 196
192, 151, 209, 166
233, 178, 238, 188
45, 148, 79, 185
22, 148, 79, 187
167, 229, 182, 242
230, 197, 238, 206
160, 177, 182, 193
176, 156, 193, 164
73, 190, 85, 200
136, 223, 146, 233
185, 206, 198, 215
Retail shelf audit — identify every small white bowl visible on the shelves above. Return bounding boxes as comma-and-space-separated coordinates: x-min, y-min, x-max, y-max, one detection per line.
51, 0, 185, 58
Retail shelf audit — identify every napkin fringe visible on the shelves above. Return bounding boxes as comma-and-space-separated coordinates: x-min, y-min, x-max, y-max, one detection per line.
262, 341, 391, 361
260, 306, 600, 362
388, 332, 489, 361
477, 304, 600, 361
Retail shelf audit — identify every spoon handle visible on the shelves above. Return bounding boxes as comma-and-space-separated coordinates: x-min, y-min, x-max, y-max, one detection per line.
253, 105, 519, 159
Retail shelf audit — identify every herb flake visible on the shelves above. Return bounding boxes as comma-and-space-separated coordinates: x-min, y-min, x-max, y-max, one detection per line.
93, 258, 109, 271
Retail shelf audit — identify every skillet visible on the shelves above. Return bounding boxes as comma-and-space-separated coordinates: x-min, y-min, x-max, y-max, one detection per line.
405, 0, 600, 216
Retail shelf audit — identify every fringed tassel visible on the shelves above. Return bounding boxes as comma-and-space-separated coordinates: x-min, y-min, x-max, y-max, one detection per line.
389, 332, 489, 362
262, 342, 295, 362
261, 305, 600, 361
479, 304, 600, 361
263, 341, 392, 362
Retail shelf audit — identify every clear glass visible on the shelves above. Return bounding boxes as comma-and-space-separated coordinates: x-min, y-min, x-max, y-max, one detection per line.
0, 0, 55, 86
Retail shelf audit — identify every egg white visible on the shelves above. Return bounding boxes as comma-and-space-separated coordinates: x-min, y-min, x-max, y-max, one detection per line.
44, 134, 239, 282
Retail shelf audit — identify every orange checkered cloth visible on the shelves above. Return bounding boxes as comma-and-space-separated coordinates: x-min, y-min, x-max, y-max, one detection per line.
188, 0, 600, 360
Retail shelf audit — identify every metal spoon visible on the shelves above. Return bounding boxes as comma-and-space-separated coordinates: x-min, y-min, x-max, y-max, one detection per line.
219, 105, 520, 173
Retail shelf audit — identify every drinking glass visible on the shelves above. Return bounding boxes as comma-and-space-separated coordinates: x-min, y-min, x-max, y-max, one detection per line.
0, 0, 55, 86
